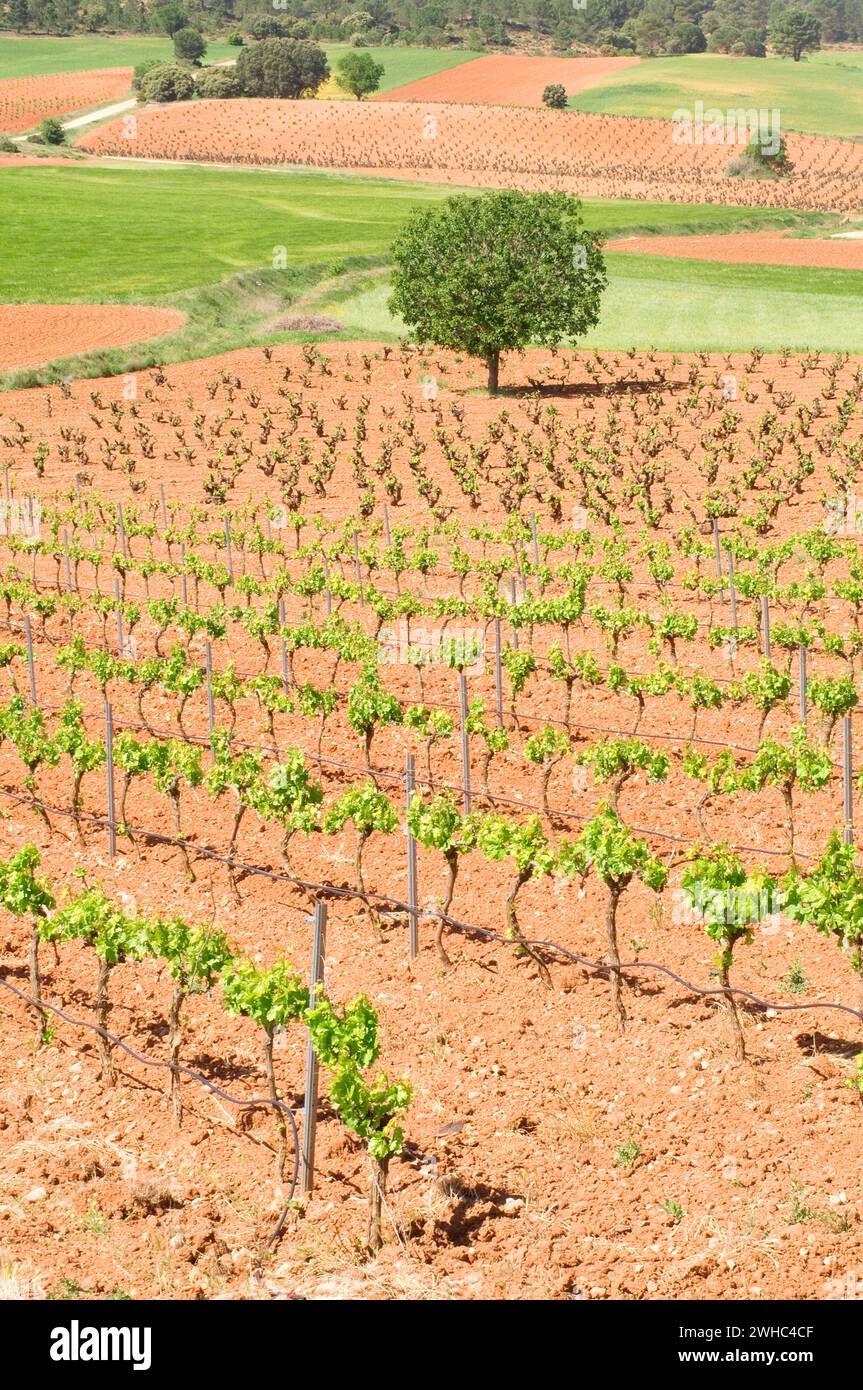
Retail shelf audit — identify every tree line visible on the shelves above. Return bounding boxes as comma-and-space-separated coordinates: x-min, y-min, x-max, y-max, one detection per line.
2, 0, 861, 59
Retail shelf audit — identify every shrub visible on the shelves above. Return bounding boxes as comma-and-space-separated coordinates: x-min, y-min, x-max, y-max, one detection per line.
0, 133, 18, 152
138, 62, 196, 104
542, 83, 567, 109
132, 58, 162, 90
726, 135, 794, 179
235, 37, 329, 99
38, 117, 65, 145
173, 26, 206, 64
194, 66, 240, 99
227, 30, 244, 46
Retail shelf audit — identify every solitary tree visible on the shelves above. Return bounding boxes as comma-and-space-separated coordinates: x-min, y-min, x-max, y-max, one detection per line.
235, 37, 329, 98
389, 189, 606, 394
542, 82, 567, 108
769, 7, 821, 59
335, 51, 385, 99
173, 26, 206, 64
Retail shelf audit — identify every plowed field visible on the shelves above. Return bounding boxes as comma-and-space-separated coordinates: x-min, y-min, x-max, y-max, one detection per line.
0, 66, 132, 134
375, 53, 640, 105
0, 303, 185, 370
79, 100, 863, 214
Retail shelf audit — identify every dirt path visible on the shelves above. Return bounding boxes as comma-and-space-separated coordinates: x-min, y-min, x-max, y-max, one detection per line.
0, 303, 185, 371
375, 54, 640, 106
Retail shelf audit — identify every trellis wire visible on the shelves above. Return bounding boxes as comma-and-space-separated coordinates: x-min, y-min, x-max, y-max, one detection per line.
0, 972, 300, 1246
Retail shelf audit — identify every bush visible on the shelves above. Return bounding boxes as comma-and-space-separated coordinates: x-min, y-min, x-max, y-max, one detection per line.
194, 66, 240, 98
227, 30, 244, 46
726, 135, 794, 179
542, 83, 567, 109
39, 117, 65, 145
235, 37, 329, 99
0, 133, 18, 153
132, 58, 162, 90
173, 26, 206, 64
138, 62, 196, 104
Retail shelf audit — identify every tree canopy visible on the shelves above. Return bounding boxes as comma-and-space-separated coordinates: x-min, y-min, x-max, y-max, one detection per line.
389, 189, 606, 394
234, 37, 329, 99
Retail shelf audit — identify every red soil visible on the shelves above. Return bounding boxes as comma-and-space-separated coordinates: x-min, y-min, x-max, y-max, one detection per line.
612, 229, 863, 271
0, 304, 185, 371
79, 100, 863, 215
0, 67, 132, 134
1, 344, 863, 1299
376, 54, 640, 106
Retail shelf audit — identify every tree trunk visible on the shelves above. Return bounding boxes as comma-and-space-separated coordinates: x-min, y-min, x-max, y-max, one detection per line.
264, 1027, 287, 1183
367, 1154, 389, 1254
718, 959, 745, 1061
71, 769, 84, 842
782, 783, 795, 856
486, 350, 500, 396
505, 868, 551, 987
29, 919, 46, 1047
169, 982, 184, 1127
96, 957, 115, 1086
435, 849, 457, 967
606, 881, 626, 1031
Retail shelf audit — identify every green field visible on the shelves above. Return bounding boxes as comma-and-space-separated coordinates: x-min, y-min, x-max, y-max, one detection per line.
322, 256, 863, 353
0, 34, 237, 77
570, 51, 863, 140
0, 159, 856, 383
0, 35, 478, 88
0, 162, 830, 300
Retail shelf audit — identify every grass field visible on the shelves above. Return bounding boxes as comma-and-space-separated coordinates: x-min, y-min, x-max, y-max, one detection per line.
320, 255, 863, 352
569, 51, 863, 140
0, 159, 854, 381
0, 162, 831, 300
0, 35, 478, 88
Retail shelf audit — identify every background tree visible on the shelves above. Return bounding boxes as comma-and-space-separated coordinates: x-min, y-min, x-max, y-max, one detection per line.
137, 62, 196, 103
195, 65, 241, 98
173, 25, 206, 63
235, 37, 329, 99
335, 51, 385, 98
769, 5, 821, 56
389, 189, 606, 394
151, 2, 187, 35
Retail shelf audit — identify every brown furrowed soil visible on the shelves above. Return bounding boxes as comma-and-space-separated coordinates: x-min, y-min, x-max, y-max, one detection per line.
0, 68, 132, 134
78, 99, 863, 214
0, 343, 862, 1300
0, 304, 186, 371
611, 229, 863, 271
375, 54, 640, 106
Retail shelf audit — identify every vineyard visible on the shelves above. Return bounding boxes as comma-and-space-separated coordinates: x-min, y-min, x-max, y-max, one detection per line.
0, 66, 131, 133
0, 339, 862, 1299
79, 99, 863, 214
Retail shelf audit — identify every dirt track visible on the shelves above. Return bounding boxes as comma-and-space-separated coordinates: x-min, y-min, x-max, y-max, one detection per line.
376, 53, 640, 106
0, 303, 185, 370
